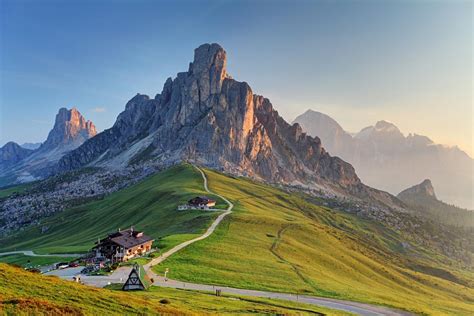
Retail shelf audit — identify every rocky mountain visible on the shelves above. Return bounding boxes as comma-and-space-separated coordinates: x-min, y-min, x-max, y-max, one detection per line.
0, 142, 34, 168
292, 110, 355, 161
57, 43, 400, 207
0, 108, 96, 186
41, 107, 96, 151
293, 110, 474, 209
397, 179, 474, 227
398, 179, 437, 200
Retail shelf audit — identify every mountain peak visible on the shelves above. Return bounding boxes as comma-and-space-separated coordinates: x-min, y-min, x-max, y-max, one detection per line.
188, 43, 228, 94
0, 141, 34, 168
41, 107, 97, 151
398, 179, 437, 200
374, 120, 399, 132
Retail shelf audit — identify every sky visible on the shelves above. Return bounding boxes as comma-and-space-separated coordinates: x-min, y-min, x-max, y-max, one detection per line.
1, 0, 472, 156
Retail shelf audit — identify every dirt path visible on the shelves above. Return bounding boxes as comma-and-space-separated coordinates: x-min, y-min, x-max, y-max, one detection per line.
143, 165, 233, 270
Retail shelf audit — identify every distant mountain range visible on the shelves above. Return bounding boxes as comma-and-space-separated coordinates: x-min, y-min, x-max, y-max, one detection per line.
293, 110, 474, 209
0, 108, 96, 185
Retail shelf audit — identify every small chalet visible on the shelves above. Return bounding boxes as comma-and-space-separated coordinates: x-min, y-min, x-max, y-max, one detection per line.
188, 196, 216, 209
93, 228, 154, 263
122, 264, 152, 291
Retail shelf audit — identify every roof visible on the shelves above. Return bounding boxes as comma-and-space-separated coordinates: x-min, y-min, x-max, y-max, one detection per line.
188, 196, 216, 205
95, 229, 154, 249
122, 264, 152, 290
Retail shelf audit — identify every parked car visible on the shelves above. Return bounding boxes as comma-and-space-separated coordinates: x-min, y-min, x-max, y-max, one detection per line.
57, 264, 69, 269
69, 262, 79, 267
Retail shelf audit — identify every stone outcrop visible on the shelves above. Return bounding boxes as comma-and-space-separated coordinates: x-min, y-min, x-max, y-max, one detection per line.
40, 107, 96, 151
398, 179, 437, 200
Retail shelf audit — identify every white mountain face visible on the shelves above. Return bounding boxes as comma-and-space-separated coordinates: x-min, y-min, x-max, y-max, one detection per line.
293, 110, 474, 209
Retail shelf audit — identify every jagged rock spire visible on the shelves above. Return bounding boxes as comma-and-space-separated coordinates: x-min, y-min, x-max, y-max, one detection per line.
42, 107, 96, 150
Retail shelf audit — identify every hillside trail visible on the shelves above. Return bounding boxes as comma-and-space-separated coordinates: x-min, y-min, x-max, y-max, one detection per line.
145, 165, 411, 316
143, 165, 233, 271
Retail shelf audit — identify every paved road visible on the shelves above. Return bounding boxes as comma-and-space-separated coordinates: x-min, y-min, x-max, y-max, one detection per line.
0, 250, 81, 257
153, 276, 410, 316
143, 165, 233, 270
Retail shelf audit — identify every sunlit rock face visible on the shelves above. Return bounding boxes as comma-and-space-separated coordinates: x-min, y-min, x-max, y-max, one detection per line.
58, 43, 402, 206
398, 179, 437, 200
41, 108, 96, 151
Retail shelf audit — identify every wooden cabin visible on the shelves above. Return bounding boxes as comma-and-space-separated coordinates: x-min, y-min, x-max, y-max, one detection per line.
93, 228, 154, 262
188, 196, 216, 209
122, 264, 151, 291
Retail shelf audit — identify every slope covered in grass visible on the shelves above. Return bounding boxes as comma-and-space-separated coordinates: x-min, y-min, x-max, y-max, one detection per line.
152, 168, 474, 315
0, 263, 351, 315
0, 165, 223, 254
0, 254, 76, 268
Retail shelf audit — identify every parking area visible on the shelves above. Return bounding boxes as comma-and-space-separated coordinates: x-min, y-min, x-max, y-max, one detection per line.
45, 267, 84, 279
44, 266, 133, 287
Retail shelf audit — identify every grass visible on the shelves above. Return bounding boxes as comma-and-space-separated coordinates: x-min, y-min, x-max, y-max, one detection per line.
0, 165, 223, 254
0, 254, 76, 268
1, 164, 473, 315
0, 182, 33, 199
152, 167, 474, 315
0, 263, 353, 315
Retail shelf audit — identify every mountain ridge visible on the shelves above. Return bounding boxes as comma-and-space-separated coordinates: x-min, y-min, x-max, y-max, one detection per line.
56, 43, 403, 208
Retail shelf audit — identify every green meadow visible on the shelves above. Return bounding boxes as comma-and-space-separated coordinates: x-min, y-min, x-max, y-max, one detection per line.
0, 254, 76, 268
1, 164, 473, 315
0, 165, 223, 254
0, 263, 352, 315
152, 167, 474, 315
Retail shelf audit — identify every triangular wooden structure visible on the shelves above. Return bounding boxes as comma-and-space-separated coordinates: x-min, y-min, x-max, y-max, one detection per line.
122, 264, 151, 291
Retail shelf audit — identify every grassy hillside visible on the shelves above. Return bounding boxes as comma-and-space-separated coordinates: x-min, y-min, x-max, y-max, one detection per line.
0, 182, 33, 199
1, 165, 473, 315
0, 263, 350, 315
0, 254, 76, 268
151, 168, 474, 315
399, 194, 474, 228
0, 165, 223, 254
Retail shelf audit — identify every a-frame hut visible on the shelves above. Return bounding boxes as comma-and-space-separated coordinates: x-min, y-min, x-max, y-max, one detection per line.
122, 264, 152, 291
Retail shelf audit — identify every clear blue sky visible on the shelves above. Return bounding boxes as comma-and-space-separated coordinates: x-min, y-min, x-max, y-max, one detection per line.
1, 0, 472, 155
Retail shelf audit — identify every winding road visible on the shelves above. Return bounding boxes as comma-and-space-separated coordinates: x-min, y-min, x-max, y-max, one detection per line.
143, 165, 233, 270
3, 165, 411, 315
144, 165, 410, 316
